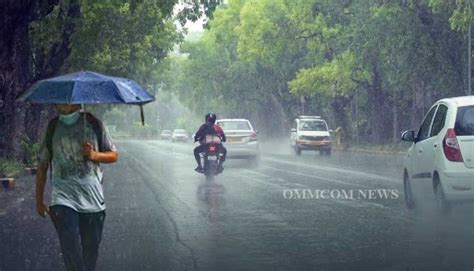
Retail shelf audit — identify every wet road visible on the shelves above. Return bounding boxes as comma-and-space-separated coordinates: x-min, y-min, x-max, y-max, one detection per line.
2, 139, 474, 271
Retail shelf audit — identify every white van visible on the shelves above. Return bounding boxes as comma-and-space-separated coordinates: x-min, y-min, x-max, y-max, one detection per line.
290, 116, 332, 156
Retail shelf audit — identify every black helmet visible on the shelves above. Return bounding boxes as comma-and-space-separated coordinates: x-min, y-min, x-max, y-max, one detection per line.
205, 113, 216, 124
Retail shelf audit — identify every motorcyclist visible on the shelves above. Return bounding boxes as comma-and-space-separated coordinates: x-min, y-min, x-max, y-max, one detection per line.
193, 113, 227, 173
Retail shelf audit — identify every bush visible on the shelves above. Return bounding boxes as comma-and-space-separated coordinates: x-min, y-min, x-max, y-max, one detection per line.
0, 159, 24, 178
20, 134, 41, 166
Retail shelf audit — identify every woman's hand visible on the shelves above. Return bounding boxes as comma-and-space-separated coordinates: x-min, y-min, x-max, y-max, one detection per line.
83, 142, 97, 161
83, 142, 118, 163
36, 201, 49, 218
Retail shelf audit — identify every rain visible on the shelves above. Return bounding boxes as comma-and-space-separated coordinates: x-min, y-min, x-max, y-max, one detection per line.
1, 1, 474, 271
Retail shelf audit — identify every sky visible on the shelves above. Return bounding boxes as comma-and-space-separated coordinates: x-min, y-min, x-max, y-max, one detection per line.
173, 2, 206, 41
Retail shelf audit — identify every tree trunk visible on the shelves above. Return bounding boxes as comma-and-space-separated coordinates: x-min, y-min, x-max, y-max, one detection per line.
0, 9, 31, 160
393, 102, 398, 144
330, 94, 351, 142
24, 104, 50, 143
367, 62, 386, 144
270, 93, 288, 134
411, 84, 416, 129
0, 1, 77, 159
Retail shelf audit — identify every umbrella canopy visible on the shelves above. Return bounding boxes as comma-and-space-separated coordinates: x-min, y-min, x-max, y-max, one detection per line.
17, 71, 154, 105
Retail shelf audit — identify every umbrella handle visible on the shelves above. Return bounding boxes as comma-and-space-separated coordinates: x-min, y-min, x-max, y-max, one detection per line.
83, 104, 87, 143
140, 105, 145, 126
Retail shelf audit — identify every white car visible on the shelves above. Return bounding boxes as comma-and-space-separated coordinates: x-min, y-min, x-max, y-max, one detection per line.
172, 129, 189, 142
290, 116, 332, 156
216, 119, 260, 162
160, 130, 172, 140
401, 96, 474, 212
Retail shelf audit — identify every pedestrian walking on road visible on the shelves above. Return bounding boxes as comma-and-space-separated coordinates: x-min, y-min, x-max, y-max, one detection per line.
36, 104, 118, 271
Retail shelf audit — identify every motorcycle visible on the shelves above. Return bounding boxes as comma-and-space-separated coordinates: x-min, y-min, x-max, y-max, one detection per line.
200, 143, 224, 181
201, 136, 224, 180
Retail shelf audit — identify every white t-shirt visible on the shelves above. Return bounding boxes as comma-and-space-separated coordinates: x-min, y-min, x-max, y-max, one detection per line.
39, 114, 115, 213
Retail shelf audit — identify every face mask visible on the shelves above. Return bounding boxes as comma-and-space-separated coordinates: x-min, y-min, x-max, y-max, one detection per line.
59, 110, 80, 125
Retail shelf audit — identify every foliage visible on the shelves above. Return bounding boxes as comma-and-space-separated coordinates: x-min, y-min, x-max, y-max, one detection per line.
426, 0, 473, 30
176, 116, 200, 135
0, 159, 25, 178
66, 1, 181, 85
289, 50, 358, 96
2, 0, 227, 159
20, 134, 41, 166
157, 0, 472, 144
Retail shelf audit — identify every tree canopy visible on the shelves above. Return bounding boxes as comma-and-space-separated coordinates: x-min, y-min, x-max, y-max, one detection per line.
0, 0, 472, 160
0, 0, 216, 159
160, 0, 472, 143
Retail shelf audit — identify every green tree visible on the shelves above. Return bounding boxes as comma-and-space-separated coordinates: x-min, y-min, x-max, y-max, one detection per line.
1, 0, 220, 159
159, 0, 471, 144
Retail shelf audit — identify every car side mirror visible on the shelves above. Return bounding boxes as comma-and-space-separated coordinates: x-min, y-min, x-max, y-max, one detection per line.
401, 130, 415, 142
290, 128, 297, 133
329, 129, 334, 133
255, 130, 259, 134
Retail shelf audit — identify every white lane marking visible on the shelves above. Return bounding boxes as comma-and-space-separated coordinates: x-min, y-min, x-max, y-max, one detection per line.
225, 171, 288, 189
226, 170, 390, 210
262, 156, 401, 184
119, 141, 399, 192
244, 166, 400, 211
240, 169, 308, 188
135, 141, 401, 185
258, 164, 369, 188
118, 141, 397, 211
121, 140, 399, 185
328, 197, 390, 210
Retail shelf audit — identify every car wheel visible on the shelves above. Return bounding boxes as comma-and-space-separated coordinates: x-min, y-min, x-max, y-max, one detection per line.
434, 175, 450, 214
403, 171, 416, 210
295, 146, 302, 156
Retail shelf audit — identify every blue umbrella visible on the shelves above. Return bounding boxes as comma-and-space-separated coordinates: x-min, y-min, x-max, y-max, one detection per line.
17, 71, 155, 124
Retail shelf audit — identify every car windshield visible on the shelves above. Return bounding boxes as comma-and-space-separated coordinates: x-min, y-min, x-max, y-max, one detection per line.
217, 121, 251, 131
174, 129, 186, 134
299, 120, 327, 131
455, 106, 474, 136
